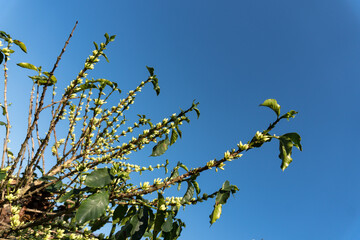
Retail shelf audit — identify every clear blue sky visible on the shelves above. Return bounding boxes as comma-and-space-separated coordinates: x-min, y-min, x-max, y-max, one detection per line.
2, 1, 360, 239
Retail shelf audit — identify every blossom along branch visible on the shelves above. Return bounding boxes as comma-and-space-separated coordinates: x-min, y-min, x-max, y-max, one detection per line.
0, 24, 301, 239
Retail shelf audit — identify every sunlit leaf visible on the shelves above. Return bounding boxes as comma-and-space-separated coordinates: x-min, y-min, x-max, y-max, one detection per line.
17, 62, 38, 71
260, 99, 281, 117
209, 204, 222, 225
170, 129, 178, 145
13, 40, 27, 53
278, 136, 293, 171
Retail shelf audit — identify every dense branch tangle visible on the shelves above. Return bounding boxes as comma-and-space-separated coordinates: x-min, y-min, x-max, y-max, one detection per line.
0, 24, 301, 239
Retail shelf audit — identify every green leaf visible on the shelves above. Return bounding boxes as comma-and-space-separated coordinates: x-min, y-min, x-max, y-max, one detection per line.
260, 99, 281, 117
209, 204, 222, 225
104, 33, 110, 41
181, 182, 194, 203
73, 83, 97, 93
57, 190, 74, 203
85, 168, 112, 188
153, 193, 166, 239
278, 136, 293, 171
102, 53, 110, 63
146, 66, 154, 76
161, 212, 173, 233
0, 31, 10, 40
193, 181, 201, 195
282, 132, 302, 151
0, 52, 3, 65
17, 62, 38, 71
177, 162, 189, 172
150, 138, 170, 157
175, 125, 182, 138
113, 205, 128, 224
194, 107, 200, 119
280, 110, 298, 121
1, 106, 6, 116
93, 41, 99, 50
13, 40, 27, 53
43, 72, 57, 84
0, 170, 6, 181
90, 215, 110, 231
0, 121, 6, 127
75, 191, 109, 224
170, 129, 178, 145
151, 78, 160, 96
39, 175, 62, 193
169, 168, 179, 180
29, 75, 56, 86
131, 207, 149, 240
110, 35, 116, 42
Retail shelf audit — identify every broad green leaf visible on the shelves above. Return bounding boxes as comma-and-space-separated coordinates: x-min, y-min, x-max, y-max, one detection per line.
153, 193, 166, 239
278, 136, 293, 171
0, 52, 3, 65
73, 83, 97, 93
131, 207, 149, 240
29, 75, 56, 86
146, 66, 154, 76
13, 40, 27, 53
181, 182, 194, 203
85, 168, 112, 188
90, 215, 110, 231
282, 132, 302, 151
43, 72, 57, 83
0, 170, 6, 181
175, 125, 182, 138
280, 110, 298, 120
209, 204, 222, 225
75, 191, 109, 224
17, 62, 38, 71
0, 121, 6, 126
170, 168, 179, 180
113, 205, 128, 224
150, 138, 170, 157
260, 99, 281, 117
161, 212, 173, 232
115, 219, 132, 240
151, 79, 160, 95
170, 129, 178, 145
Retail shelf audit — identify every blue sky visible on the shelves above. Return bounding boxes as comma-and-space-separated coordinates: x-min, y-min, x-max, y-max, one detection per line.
1, 1, 360, 239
